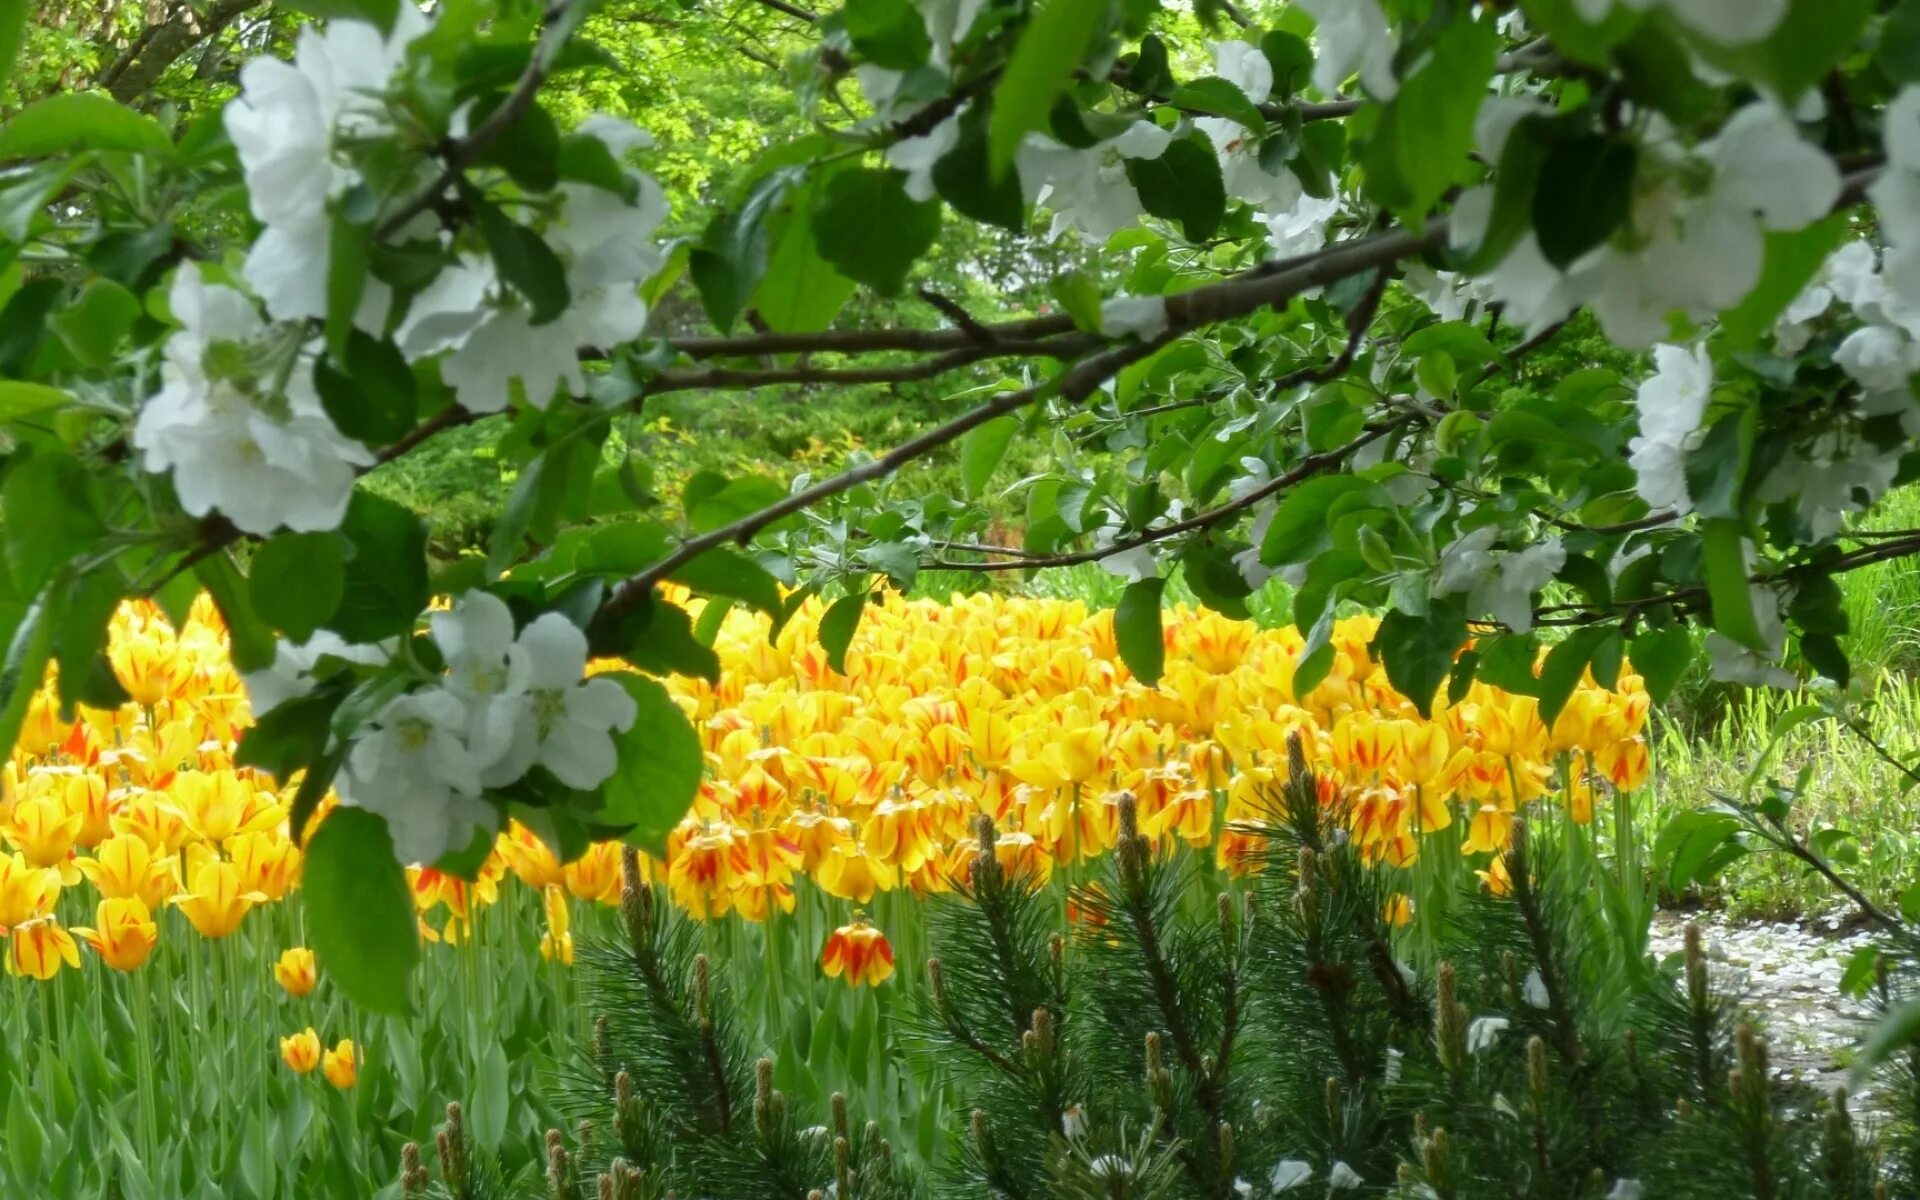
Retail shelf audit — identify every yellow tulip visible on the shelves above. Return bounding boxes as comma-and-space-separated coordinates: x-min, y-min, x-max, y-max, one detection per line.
280, 1028, 321, 1074
814, 843, 897, 903
172, 859, 267, 939
5, 791, 82, 879
229, 831, 300, 901
75, 897, 158, 972
7, 918, 80, 980
1008, 722, 1108, 789
322, 1039, 357, 1089
820, 919, 894, 987
0, 850, 59, 931
76, 832, 176, 910
167, 770, 279, 845
275, 947, 318, 997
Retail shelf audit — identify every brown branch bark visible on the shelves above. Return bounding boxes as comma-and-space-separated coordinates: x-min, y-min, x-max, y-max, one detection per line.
107, 0, 262, 106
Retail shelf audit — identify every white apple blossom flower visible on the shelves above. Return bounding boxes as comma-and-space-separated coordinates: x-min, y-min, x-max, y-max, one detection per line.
400, 141, 668, 412
1605, 1182, 1643, 1200
132, 267, 373, 535
1264, 194, 1340, 258
1523, 969, 1550, 1009
1061, 1103, 1087, 1139
1835, 325, 1920, 393
1295, 0, 1397, 99
1626, 343, 1712, 515
1212, 40, 1273, 102
224, 6, 430, 322
1434, 527, 1566, 632
1327, 1161, 1363, 1190
1467, 1015, 1509, 1054
1580, 104, 1840, 346
242, 631, 394, 716
1017, 127, 1170, 243
1100, 295, 1169, 340
1088, 1155, 1130, 1180
480, 614, 639, 790
338, 686, 500, 865
1269, 1159, 1312, 1191
1571, 0, 1784, 46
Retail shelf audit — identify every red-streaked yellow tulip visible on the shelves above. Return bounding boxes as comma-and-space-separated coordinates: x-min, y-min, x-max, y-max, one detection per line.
7, 918, 80, 980
75, 897, 158, 971
173, 859, 267, 939
322, 1039, 357, 1088
281, 1028, 321, 1074
275, 947, 318, 997
820, 919, 894, 987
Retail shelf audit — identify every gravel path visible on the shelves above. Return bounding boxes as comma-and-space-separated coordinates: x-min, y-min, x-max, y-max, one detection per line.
1649, 910, 1880, 1103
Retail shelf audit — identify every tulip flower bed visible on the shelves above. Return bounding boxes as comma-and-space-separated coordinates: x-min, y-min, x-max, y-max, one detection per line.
0, 591, 1653, 1196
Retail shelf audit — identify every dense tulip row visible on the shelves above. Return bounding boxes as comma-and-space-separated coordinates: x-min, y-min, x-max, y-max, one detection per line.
652, 589, 1651, 926
0, 591, 1649, 1008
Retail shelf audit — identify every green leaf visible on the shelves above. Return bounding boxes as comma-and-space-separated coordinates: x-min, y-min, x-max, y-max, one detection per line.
1654, 809, 1748, 893
960, 414, 1020, 499
1260, 476, 1376, 566
689, 475, 788, 534
1702, 519, 1763, 651
235, 692, 341, 782
475, 201, 571, 327
690, 168, 800, 331
0, 0, 28, 94
1800, 631, 1849, 686
274, 0, 401, 31
470, 1042, 511, 1151
1630, 626, 1693, 704
1880, 0, 1920, 84
1371, 600, 1466, 718
668, 546, 783, 618
324, 207, 370, 359
593, 594, 721, 682
0, 580, 54, 763
843, 0, 931, 68
1114, 576, 1166, 686
1125, 134, 1226, 241
1168, 77, 1266, 136
1477, 633, 1543, 697
1532, 135, 1636, 268
0, 381, 71, 423
1719, 214, 1849, 349
304, 807, 419, 1015
315, 332, 419, 446
819, 591, 868, 674
1516, 0, 1640, 65
595, 673, 703, 856
52, 568, 129, 716
0, 93, 172, 159
250, 533, 346, 643
987, 0, 1113, 176
331, 492, 429, 642
1359, 16, 1498, 222
474, 97, 560, 192
3, 450, 103, 595
49, 279, 140, 367
195, 553, 277, 673
1689, 0, 1873, 102
754, 172, 859, 332
1538, 625, 1611, 729
1260, 30, 1313, 95
809, 168, 941, 297
933, 109, 1029, 232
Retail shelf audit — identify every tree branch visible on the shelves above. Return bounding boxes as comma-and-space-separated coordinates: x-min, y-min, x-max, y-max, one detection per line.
923, 419, 1410, 572
647, 335, 1098, 394
106, 0, 261, 105
378, 0, 594, 238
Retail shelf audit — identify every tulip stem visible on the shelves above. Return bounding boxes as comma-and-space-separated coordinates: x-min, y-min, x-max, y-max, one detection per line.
132, 971, 158, 1169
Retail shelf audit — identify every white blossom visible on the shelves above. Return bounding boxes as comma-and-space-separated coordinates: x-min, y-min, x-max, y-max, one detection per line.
224, 6, 430, 322
886, 110, 964, 202
1571, 0, 1784, 46
1211, 40, 1273, 102
1062, 1103, 1087, 1139
1327, 1161, 1363, 1190
1467, 1016, 1510, 1054
1100, 295, 1169, 340
481, 614, 639, 790
1434, 527, 1566, 633
1605, 1180, 1644, 1200
1295, 0, 1397, 100
1088, 1155, 1130, 1180
1627, 343, 1713, 516
242, 632, 393, 716
1264, 194, 1340, 258
1269, 1159, 1312, 1191
1523, 969, 1550, 1009
402, 157, 668, 412
132, 266, 373, 535
1835, 325, 1920, 392
337, 687, 500, 865
1017, 127, 1171, 243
